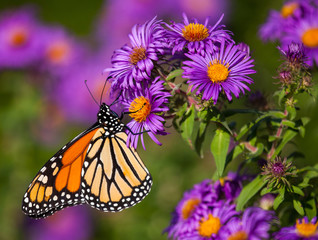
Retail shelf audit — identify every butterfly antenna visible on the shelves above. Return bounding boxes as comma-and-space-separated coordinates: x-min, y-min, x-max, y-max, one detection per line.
84, 80, 100, 107
110, 90, 123, 107
100, 75, 112, 106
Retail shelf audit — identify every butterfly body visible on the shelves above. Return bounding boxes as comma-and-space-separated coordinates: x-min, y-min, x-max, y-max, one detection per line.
22, 103, 152, 219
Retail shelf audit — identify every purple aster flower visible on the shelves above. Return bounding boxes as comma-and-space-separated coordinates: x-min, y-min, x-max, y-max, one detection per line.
183, 40, 255, 103
40, 27, 88, 76
278, 42, 308, 66
165, 13, 233, 56
275, 217, 318, 240
219, 207, 274, 240
165, 179, 218, 239
281, 9, 318, 66
121, 77, 170, 149
178, 201, 239, 240
259, 1, 312, 42
0, 7, 43, 69
213, 172, 243, 201
105, 17, 167, 90
26, 206, 92, 240
237, 42, 251, 57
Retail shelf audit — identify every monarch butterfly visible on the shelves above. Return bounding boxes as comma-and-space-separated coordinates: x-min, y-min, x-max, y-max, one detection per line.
22, 102, 152, 219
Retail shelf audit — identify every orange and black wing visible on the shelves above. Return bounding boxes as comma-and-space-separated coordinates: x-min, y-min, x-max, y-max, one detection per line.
81, 130, 152, 212
22, 124, 101, 219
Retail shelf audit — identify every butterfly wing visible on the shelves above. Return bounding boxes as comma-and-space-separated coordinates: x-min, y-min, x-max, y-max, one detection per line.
22, 124, 101, 218
81, 129, 152, 212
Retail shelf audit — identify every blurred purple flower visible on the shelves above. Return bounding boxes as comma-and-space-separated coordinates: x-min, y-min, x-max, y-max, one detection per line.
281, 9, 318, 66
165, 13, 233, 55
0, 7, 43, 69
274, 217, 318, 240
27, 206, 92, 240
183, 40, 255, 103
219, 207, 274, 240
40, 27, 88, 76
121, 77, 170, 149
173, 0, 229, 23
105, 17, 167, 91
259, 1, 312, 42
54, 56, 116, 123
165, 179, 217, 239
96, 0, 164, 48
214, 172, 243, 201
259, 194, 275, 210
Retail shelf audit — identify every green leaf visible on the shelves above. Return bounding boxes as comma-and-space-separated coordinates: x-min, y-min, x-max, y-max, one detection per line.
293, 199, 305, 216
166, 69, 184, 81
304, 194, 317, 220
274, 89, 286, 106
289, 185, 304, 196
273, 187, 285, 210
301, 117, 310, 126
172, 103, 188, 132
260, 186, 273, 196
236, 111, 285, 141
179, 104, 196, 146
225, 143, 244, 167
236, 175, 266, 211
281, 120, 296, 129
286, 105, 296, 120
194, 110, 210, 158
210, 128, 231, 177
272, 129, 298, 159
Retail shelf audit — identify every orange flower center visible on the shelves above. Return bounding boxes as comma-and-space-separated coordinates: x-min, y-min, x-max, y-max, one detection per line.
296, 219, 318, 237
46, 42, 70, 64
198, 214, 222, 237
181, 198, 200, 219
227, 231, 248, 240
129, 47, 147, 65
129, 96, 151, 122
207, 60, 230, 83
10, 29, 28, 47
280, 2, 299, 18
182, 23, 209, 42
301, 28, 318, 48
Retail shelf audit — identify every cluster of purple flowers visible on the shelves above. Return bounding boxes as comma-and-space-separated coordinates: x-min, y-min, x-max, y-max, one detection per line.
106, 13, 256, 148
0, 7, 111, 124
0, 7, 87, 74
165, 173, 274, 240
259, 0, 318, 66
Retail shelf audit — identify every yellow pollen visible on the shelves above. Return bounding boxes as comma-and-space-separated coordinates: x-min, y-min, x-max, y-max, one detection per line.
296, 219, 318, 237
10, 29, 28, 47
47, 42, 70, 64
227, 231, 248, 240
129, 47, 147, 65
182, 23, 209, 42
198, 214, 222, 237
181, 198, 200, 219
129, 96, 151, 122
207, 60, 230, 83
301, 28, 318, 48
281, 2, 299, 18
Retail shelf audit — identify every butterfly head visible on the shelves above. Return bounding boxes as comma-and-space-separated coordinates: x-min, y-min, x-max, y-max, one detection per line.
98, 103, 124, 132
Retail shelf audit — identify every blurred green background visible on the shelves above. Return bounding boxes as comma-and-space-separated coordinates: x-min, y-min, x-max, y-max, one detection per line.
0, 0, 318, 239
